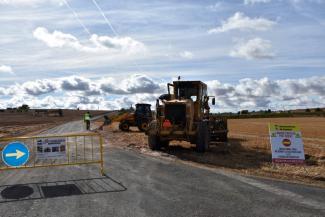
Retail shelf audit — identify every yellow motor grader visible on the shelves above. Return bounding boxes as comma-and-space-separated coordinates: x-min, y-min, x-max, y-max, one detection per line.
146, 80, 228, 152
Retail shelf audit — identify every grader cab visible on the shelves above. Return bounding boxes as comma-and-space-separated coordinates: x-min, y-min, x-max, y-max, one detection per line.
147, 80, 228, 152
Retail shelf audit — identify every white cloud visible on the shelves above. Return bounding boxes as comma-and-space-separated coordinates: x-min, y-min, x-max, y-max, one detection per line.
108, 93, 159, 110
33, 27, 82, 50
124, 74, 161, 93
1, 74, 324, 111
99, 77, 128, 95
0, 65, 14, 74
90, 34, 146, 55
244, 0, 271, 5
32, 27, 73, 50
1, 74, 162, 98
21, 79, 60, 96
230, 37, 274, 60
179, 51, 194, 59
100, 74, 162, 94
61, 76, 91, 91
208, 76, 325, 110
208, 12, 276, 33
33, 27, 146, 55
0, 74, 162, 109
277, 76, 325, 96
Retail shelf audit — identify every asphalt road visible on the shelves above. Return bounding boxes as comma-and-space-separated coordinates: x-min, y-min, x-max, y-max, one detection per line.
0, 120, 324, 217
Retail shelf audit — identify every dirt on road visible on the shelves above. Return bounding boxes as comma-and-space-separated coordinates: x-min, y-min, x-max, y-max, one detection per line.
96, 117, 325, 188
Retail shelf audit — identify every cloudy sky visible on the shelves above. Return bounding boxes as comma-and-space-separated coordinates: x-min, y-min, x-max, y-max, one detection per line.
0, 0, 324, 112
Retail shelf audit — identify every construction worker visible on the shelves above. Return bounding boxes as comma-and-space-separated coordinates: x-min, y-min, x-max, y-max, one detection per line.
84, 111, 91, 130
98, 115, 112, 130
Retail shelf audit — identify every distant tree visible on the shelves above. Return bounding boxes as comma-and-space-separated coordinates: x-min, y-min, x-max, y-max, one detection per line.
315, 108, 322, 112
18, 104, 30, 112
118, 108, 127, 115
305, 108, 311, 112
240, 110, 249, 115
267, 109, 272, 113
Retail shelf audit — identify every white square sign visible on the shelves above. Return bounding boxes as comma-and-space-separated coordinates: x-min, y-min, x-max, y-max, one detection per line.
269, 124, 305, 164
36, 138, 66, 159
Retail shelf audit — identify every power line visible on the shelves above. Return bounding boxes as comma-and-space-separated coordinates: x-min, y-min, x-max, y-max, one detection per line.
63, 0, 144, 73
62, 0, 92, 36
91, 0, 119, 37
90, 0, 143, 73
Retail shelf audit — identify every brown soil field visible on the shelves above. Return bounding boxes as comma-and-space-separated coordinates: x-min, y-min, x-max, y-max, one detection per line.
228, 117, 325, 160
0, 109, 108, 138
228, 117, 325, 139
96, 117, 325, 188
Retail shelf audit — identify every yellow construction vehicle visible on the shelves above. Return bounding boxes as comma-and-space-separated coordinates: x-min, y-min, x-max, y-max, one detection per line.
119, 103, 153, 132
146, 80, 228, 152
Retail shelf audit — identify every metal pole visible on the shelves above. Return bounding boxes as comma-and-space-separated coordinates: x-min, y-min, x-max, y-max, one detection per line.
99, 135, 104, 176
33, 138, 36, 167
83, 136, 86, 161
91, 136, 94, 161
67, 137, 70, 164
75, 137, 78, 163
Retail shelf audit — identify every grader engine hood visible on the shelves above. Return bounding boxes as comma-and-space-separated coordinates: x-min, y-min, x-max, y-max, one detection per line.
162, 100, 194, 132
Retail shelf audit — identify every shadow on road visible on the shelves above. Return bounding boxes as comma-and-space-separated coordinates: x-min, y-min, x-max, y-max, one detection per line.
0, 175, 127, 203
164, 137, 272, 170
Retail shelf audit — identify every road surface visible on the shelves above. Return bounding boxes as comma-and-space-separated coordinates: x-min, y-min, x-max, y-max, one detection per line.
0, 120, 324, 217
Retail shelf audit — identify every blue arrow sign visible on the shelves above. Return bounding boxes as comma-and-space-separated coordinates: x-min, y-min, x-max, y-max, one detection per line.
2, 142, 30, 167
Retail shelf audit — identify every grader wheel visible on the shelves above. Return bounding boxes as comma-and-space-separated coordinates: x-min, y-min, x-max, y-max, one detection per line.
196, 121, 210, 152
138, 121, 149, 132
148, 134, 162, 150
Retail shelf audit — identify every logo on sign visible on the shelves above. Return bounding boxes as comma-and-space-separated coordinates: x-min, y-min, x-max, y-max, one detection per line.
1, 142, 30, 167
282, 138, 291, 147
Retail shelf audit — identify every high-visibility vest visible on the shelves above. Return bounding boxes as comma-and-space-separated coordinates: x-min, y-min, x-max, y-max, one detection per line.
84, 113, 90, 121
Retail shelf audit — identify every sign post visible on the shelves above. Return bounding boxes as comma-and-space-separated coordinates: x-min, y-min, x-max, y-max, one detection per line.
269, 124, 305, 164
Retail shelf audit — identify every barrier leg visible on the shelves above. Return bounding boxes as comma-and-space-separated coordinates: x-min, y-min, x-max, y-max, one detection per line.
100, 135, 104, 176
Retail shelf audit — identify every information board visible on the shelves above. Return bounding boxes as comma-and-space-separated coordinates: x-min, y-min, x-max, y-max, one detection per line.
36, 137, 66, 159
269, 124, 305, 164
